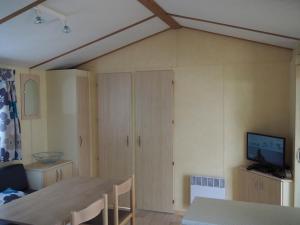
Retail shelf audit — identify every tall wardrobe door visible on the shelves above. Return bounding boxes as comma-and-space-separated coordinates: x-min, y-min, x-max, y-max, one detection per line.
77, 76, 91, 177
98, 73, 132, 180
294, 64, 300, 207
135, 70, 174, 213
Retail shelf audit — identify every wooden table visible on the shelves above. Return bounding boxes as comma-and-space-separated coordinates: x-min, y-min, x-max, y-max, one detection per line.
0, 177, 122, 225
182, 197, 300, 225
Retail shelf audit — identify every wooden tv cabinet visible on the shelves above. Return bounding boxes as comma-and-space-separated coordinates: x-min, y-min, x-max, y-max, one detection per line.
233, 166, 293, 206
25, 160, 73, 190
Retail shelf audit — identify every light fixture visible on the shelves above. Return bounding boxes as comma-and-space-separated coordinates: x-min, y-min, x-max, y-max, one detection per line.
63, 22, 71, 34
33, 5, 71, 34
34, 9, 44, 24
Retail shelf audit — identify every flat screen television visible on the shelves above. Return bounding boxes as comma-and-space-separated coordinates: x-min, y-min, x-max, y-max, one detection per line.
247, 132, 285, 168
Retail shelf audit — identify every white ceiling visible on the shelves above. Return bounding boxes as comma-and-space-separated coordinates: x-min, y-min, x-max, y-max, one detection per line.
176, 18, 299, 49
41, 17, 167, 70
0, 0, 154, 69
156, 0, 300, 38
0, 0, 299, 70
0, 0, 33, 18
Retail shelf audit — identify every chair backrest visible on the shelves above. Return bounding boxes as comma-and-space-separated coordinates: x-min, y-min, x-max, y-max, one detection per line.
115, 177, 133, 196
113, 175, 135, 225
71, 194, 108, 225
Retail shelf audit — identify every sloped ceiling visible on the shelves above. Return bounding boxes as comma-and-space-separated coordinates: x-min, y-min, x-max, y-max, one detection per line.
157, 0, 300, 49
0, 0, 34, 19
0, 0, 161, 69
0, 0, 299, 70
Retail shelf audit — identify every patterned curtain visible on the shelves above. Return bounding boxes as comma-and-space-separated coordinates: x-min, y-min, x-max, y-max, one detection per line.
0, 68, 21, 162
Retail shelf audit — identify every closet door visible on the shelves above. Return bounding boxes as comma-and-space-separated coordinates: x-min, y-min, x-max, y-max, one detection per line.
135, 70, 174, 213
294, 64, 300, 207
260, 176, 281, 205
98, 73, 132, 180
77, 76, 91, 177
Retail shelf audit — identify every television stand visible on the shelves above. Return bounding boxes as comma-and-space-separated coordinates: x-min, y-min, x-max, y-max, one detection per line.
246, 163, 276, 173
234, 166, 293, 206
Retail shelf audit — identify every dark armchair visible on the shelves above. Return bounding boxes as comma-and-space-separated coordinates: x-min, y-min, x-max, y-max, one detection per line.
0, 164, 35, 194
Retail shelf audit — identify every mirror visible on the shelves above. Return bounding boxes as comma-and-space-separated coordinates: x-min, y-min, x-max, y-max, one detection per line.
21, 74, 40, 119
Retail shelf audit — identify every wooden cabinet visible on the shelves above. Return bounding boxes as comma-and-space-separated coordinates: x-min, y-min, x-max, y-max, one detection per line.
234, 168, 248, 201
134, 70, 174, 213
97, 70, 174, 213
293, 63, 300, 207
25, 161, 73, 190
46, 69, 91, 177
76, 76, 91, 177
246, 172, 262, 203
234, 167, 293, 206
98, 73, 132, 180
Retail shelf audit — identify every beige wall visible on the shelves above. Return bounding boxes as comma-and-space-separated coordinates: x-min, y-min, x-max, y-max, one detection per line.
0, 64, 47, 165
78, 28, 292, 211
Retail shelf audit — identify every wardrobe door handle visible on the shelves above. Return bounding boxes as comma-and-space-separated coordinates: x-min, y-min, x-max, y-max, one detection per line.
126, 136, 129, 147
56, 170, 59, 182
79, 136, 83, 147
138, 136, 141, 147
297, 148, 300, 163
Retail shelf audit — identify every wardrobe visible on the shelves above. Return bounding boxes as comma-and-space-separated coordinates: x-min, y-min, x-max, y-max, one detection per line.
98, 70, 174, 213
47, 69, 91, 177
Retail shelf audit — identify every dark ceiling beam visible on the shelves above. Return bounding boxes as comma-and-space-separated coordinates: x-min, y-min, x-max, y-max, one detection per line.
138, 0, 181, 29
74, 28, 170, 68
30, 15, 156, 69
170, 14, 300, 41
0, 0, 46, 25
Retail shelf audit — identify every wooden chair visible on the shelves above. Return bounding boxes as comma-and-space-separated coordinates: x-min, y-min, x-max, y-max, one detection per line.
112, 175, 136, 225
71, 194, 108, 225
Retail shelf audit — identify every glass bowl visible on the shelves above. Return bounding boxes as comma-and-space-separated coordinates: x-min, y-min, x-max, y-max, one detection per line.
32, 152, 63, 164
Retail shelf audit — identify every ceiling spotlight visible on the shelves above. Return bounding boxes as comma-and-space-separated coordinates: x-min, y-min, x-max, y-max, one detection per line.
34, 9, 44, 24
35, 15, 44, 24
63, 24, 71, 34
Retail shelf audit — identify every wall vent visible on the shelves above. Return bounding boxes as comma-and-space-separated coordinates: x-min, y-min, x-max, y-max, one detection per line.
190, 175, 225, 204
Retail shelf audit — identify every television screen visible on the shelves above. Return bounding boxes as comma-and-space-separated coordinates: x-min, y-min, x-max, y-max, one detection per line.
247, 132, 285, 168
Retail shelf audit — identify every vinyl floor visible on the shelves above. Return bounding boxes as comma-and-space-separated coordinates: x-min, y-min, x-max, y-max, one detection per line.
136, 210, 182, 225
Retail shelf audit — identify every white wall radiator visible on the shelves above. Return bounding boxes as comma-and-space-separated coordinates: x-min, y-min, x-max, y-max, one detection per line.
190, 175, 225, 204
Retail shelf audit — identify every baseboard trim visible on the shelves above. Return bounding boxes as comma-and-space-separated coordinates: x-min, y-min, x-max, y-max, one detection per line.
174, 209, 186, 216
